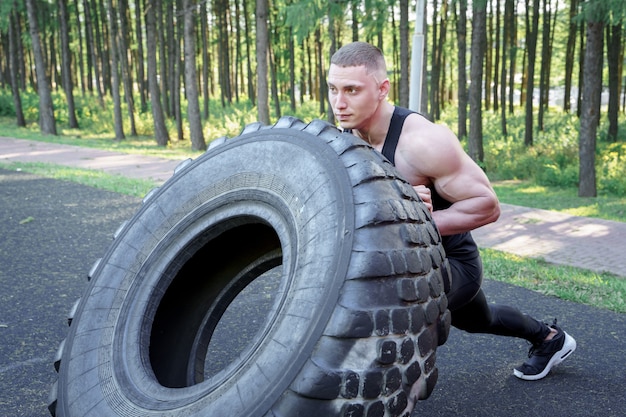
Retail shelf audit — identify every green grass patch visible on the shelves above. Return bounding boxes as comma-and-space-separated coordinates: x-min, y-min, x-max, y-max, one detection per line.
0, 161, 156, 198
492, 180, 626, 222
481, 248, 626, 313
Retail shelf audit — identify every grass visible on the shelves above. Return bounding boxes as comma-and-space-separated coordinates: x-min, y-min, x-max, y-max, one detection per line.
481, 248, 626, 313
0, 161, 157, 197
492, 180, 626, 222
1, 114, 624, 314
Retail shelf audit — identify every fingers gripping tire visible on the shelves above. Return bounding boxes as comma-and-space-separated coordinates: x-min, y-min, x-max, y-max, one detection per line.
49, 117, 451, 417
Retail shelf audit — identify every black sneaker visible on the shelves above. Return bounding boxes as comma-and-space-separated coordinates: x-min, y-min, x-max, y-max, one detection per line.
513, 320, 576, 381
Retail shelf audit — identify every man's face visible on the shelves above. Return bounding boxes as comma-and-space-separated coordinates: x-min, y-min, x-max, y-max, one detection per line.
327, 64, 383, 130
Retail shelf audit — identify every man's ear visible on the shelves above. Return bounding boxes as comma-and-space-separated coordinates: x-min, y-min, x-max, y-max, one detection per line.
379, 78, 390, 100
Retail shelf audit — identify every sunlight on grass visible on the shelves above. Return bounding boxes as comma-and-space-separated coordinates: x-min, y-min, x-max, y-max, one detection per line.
517, 184, 549, 194
492, 180, 626, 222
481, 248, 626, 313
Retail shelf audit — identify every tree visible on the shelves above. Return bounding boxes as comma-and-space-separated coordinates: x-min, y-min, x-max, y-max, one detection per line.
455, 0, 468, 138
256, 0, 270, 124
563, 0, 579, 112
8, 6, 25, 127
524, 0, 540, 147
24, 0, 57, 135
606, 21, 622, 141
183, 0, 206, 151
468, 0, 487, 163
578, 11, 604, 197
145, 0, 170, 146
499, 0, 515, 135
118, 0, 137, 136
398, 0, 409, 108
538, 0, 556, 131
58, 0, 79, 128
105, 0, 125, 140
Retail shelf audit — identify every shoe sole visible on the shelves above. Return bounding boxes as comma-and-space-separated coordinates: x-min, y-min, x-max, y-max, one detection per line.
513, 332, 577, 381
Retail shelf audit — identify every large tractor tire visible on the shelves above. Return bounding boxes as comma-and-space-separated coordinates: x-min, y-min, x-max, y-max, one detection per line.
49, 117, 451, 417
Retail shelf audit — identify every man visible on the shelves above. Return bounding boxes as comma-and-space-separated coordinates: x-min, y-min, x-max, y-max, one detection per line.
327, 41, 576, 381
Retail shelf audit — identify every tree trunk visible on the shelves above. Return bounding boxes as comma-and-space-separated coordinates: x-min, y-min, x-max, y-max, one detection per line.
217, 0, 232, 107
243, 0, 255, 106
507, 0, 517, 114
563, 0, 578, 112
24, 0, 57, 135
165, 1, 176, 116
492, 0, 501, 112
174, 0, 183, 142
105, 0, 125, 140
73, 0, 87, 95
524, 0, 540, 147
269, 44, 281, 119
315, 28, 326, 118
606, 22, 621, 141
484, 0, 492, 110
8, 8, 26, 127
430, 0, 443, 120
288, 30, 296, 112
538, 0, 556, 132
500, 0, 514, 134
468, 0, 486, 163
200, 1, 211, 118
579, 20, 603, 198
118, 0, 137, 136
145, 0, 170, 146
134, 0, 147, 112
256, 0, 270, 124
183, 0, 207, 151
155, 0, 168, 117
58, 0, 79, 128
83, 0, 104, 105
97, 0, 111, 94
577, 24, 586, 117
456, 0, 468, 138
399, 0, 409, 108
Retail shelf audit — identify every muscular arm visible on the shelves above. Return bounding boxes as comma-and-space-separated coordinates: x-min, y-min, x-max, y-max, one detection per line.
395, 116, 500, 236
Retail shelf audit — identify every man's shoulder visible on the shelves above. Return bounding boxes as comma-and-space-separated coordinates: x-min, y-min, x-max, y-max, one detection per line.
393, 106, 417, 117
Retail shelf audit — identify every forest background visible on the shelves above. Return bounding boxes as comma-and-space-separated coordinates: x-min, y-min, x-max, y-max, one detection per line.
1, 0, 625, 201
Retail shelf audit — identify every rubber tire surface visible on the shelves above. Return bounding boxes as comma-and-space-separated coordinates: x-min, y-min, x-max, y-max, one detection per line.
49, 117, 451, 417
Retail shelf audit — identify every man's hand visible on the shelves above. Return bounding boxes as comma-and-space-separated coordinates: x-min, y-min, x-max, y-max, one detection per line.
414, 185, 433, 213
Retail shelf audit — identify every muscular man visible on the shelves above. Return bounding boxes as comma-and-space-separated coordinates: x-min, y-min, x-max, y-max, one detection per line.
328, 41, 576, 381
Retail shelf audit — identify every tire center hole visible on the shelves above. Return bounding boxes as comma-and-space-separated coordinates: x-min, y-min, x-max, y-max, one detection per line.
149, 222, 284, 389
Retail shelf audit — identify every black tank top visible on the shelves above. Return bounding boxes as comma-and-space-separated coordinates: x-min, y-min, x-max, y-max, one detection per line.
381, 107, 479, 260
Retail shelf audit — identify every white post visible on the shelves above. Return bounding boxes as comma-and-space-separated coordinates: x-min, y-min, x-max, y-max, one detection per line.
409, 0, 426, 112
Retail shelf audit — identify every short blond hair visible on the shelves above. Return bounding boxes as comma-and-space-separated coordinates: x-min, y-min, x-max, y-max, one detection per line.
330, 42, 387, 80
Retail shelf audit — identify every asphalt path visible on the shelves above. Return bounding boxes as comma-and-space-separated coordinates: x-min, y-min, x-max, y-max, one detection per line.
0, 168, 140, 416
1, 168, 624, 416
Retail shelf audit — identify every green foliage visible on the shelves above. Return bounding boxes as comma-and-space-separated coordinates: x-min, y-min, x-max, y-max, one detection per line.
599, 142, 626, 195
0, 87, 325, 149
0, 89, 16, 117
442, 108, 626, 197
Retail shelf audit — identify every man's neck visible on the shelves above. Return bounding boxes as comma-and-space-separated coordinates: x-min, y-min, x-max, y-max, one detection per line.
354, 102, 395, 149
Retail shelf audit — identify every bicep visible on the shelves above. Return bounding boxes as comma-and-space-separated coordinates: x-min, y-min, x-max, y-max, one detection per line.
433, 152, 494, 204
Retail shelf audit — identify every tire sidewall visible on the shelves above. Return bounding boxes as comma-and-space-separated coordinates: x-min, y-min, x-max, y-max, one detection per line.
58, 130, 356, 415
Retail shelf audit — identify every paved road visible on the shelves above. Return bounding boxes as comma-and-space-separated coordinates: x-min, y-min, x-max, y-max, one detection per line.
1, 168, 625, 417
0, 169, 140, 416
